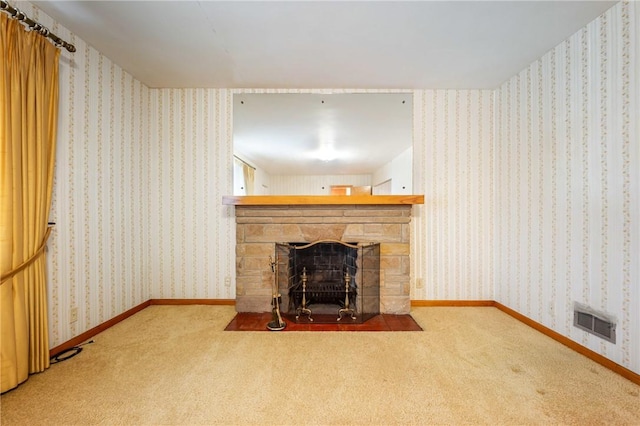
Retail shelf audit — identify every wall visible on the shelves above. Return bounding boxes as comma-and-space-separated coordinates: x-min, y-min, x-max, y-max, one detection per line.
268, 174, 372, 195
148, 89, 236, 300
412, 90, 496, 301
21, 2, 152, 347
372, 146, 413, 194
494, 1, 639, 373
252, 166, 271, 195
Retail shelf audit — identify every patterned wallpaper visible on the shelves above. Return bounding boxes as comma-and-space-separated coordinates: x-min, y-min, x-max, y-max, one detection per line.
412, 90, 495, 301
494, 1, 639, 373
26, 3, 152, 346
20, 1, 638, 374
148, 89, 235, 300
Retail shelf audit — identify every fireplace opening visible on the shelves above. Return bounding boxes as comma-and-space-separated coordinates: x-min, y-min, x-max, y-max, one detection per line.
275, 240, 380, 324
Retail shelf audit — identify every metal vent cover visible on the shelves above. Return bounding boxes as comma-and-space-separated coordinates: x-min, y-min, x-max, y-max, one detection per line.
573, 303, 616, 344
576, 312, 593, 329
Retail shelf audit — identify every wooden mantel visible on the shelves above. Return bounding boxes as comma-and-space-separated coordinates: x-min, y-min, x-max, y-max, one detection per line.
222, 195, 424, 206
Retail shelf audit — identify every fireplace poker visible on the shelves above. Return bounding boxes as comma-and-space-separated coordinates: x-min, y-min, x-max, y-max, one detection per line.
267, 256, 286, 331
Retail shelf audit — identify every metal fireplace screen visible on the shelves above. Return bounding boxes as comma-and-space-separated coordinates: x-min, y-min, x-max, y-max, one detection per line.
275, 240, 380, 324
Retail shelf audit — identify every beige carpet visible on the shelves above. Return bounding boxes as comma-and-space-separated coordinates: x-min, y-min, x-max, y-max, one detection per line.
1, 305, 638, 425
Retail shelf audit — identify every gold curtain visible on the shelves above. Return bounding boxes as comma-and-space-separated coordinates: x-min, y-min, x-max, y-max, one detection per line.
1, 14, 59, 393
242, 163, 255, 195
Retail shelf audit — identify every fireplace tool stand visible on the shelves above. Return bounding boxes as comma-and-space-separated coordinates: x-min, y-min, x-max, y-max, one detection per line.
267, 256, 286, 331
295, 267, 313, 321
337, 271, 357, 321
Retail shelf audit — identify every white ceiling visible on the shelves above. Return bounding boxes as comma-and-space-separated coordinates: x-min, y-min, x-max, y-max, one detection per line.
33, 1, 616, 90
31, 0, 617, 176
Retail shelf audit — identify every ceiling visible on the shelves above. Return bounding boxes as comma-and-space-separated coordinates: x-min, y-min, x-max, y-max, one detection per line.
33, 1, 616, 90
31, 1, 617, 177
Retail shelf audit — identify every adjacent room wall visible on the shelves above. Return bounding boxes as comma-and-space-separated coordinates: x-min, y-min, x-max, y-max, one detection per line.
268, 174, 372, 195
372, 146, 413, 194
494, 1, 639, 374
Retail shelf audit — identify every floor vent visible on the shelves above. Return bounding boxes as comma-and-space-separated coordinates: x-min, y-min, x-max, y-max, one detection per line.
573, 303, 616, 344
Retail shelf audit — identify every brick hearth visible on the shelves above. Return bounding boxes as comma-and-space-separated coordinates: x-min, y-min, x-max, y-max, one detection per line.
233, 204, 414, 314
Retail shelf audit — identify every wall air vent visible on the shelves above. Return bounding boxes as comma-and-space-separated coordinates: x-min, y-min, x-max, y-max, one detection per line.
573, 302, 616, 344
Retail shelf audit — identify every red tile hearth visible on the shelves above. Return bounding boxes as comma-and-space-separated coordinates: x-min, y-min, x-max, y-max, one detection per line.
224, 313, 423, 332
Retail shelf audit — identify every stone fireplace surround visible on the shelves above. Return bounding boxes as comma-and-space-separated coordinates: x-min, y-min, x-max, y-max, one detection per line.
223, 195, 423, 315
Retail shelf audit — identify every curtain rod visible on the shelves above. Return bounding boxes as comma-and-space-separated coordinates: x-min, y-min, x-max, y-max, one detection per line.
233, 155, 256, 170
1, 1, 75, 53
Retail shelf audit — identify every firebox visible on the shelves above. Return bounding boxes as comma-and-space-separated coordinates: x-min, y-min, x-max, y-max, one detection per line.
275, 240, 380, 324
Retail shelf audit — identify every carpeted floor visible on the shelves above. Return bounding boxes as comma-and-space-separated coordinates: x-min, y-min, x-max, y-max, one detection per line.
1, 305, 639, 425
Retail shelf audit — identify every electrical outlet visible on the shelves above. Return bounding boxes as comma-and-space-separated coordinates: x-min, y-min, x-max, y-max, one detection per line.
224, 276, 232, 287
70, 307, 78, 323
415, 278, 424, 289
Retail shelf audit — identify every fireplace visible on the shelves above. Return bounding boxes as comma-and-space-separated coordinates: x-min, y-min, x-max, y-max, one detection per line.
225, 198, 421, 316
275, 240, 380, 323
